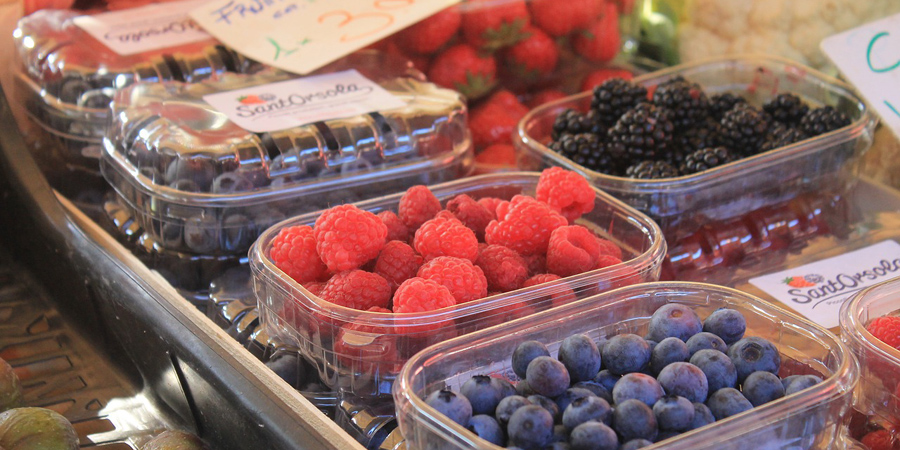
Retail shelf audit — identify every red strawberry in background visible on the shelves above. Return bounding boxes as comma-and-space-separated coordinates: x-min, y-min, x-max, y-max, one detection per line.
573, 4, 621, 63
462, 0, 531, 52
528, 0, 603, 37
475, 143, 518, 168
580, 68, 634, 92
469, 90, 528, 149
487, 90, 530, 118
428, 44, 497, 100
395, 7, 461, 55
503, 26, 559, 82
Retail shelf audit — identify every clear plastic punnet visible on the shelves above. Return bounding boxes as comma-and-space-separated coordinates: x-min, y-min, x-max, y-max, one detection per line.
101, 66, 473, 257
395, 282, 858, 450
251, 173, 665, 397
839, 276, 900, 426
515, 55, 878, 241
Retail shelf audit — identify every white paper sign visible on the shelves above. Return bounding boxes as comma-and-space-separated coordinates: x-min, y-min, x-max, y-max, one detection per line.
202, 69, 406, 133
73, 0, 212, 55
189, 0, 460, 75
822, 13, 900, 139
749, 240, 900, 329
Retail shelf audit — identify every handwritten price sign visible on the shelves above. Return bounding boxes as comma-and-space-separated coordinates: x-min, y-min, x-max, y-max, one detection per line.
822, 13, 900, 139
190, 0, 460, 75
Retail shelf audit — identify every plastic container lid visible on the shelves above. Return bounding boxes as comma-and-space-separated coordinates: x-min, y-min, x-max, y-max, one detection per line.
396, 281, 858, 450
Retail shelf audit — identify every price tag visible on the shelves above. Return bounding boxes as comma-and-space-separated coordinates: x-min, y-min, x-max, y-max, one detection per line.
189, 0, 460, 75
822, 13, 900, 139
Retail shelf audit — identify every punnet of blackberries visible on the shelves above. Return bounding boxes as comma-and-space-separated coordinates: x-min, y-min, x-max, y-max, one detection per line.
547, 77, 852, 179
423, 304, 824, 449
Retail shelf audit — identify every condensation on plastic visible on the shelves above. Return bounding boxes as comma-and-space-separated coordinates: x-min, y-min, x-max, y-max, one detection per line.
251, 172, 666, 397
514, 55, 878, 240
100, 66, 473, 256
839, 276, 900, 426
395, 281, 858, 450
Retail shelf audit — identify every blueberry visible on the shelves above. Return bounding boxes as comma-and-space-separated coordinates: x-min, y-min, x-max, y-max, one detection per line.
554, 388, 595, 415
264, 352, 306, 389
166, 158, 216, 191
569, 421, 618, 450
160, 222, 184, 248
706, 388, 752, 420
572, 381, 612, 403
493, 377, 517, 400
527, 395, 561, 423
612, 373, 664, 407
703, 308, 746, 345
593, 370, 619, 393
657, 362, 709, 403
467, 414, 504, 446
426, 388, 473, 427
562, 396, 612, 430
461, 375, 503, 415
212, 172, 255, 194
647, 303, 703, 342
689, 402, 715, 430
689, 349, 737, 396
221, 213, 255, 252
783, 374, 823, 395
508, 405, 554, 449
526, 356, 570, 398
496, 395, 532, 427
741, 371, 785, 406
620, 439, 654, 450
517, 379, 535, 396
727, 337, 781, 382
685, 332, 727, 356
601, 334, 650, 375
651, 337, 689, 375
652, 395, 694, 431
514, 341, 551, 379
612, 399, 658, 442
558, 334, 602, 383
184, 215, 219, 253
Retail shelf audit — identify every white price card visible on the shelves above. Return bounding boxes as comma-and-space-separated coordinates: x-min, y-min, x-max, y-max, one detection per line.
749, 240, 900, 329
822, 13, 900, 139
73, 0, 212, 55
189, 0, 460, 75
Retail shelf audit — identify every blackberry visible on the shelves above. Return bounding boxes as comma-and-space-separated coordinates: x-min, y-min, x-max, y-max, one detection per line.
708, 93, 746, 120
719, 104, 771, 156
608, 103, 675, 163
625, 160, 679, 179
591, 78, 649, 128
673, 116, 722, 154
759, 124, 808, 152
652, 78, 709, 128
552, 109, 604, 140
550, 133, 620, 175
680, 147, 733, 174
763, 93, 809, 125
799, 106, 851, 137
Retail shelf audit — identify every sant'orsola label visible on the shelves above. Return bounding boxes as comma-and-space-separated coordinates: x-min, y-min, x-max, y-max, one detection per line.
201, 69, 407, 133
73, 0, 212, 56
749, 240, 900, 328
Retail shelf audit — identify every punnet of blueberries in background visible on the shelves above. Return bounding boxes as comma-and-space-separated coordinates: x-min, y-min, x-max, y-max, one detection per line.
423, 304, 823, 450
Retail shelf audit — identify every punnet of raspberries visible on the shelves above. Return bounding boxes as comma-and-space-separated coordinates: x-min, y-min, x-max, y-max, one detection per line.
546, 77, 853, 179
268, 168, 628, 323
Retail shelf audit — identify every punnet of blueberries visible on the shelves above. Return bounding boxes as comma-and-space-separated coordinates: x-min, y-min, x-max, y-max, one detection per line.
422, 304, 824, 449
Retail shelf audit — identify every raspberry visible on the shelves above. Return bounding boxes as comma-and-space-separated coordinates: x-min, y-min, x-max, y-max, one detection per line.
595, 254, 623, 269
536, 167, 596, 222
418, 256, 488, 304
269, 225, 327, 284
597, 237, 624, 259
435, 210, 461, 222
447, 194, 494, 240
319, 270, 391, 311
485, 195, 568, 256
378, 210, 410, 243
523, 253, 546, 275
393, 277, 457, 313
546, 225, 603, 277
303, 281, 326, 297
314, 205, 387, 272
494, 200, 511, 221
476, 244, 529, 292
867, 316, 900, 349
399, 185, 442, 230
477, 197, 504, 218
374, 241, 423, 291
523, 273, 577, 308
861, 429, 895, 450
414, 216, 480, 262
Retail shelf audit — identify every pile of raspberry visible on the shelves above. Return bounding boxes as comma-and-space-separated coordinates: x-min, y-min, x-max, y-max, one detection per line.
866, 316, 900, 351
269, 168, 625, 317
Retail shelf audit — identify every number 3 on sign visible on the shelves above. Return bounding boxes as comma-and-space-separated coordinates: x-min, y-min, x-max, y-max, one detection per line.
319, 0, 415, 43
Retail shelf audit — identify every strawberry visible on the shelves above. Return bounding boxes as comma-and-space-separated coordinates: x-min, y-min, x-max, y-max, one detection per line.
485, 90, 529, 118
396, 7, 461, 55
469, 102, 518, 149
572, 4, 621, 63
461, 0, 531, 52
580, 68, 634, 92
428, 44, 497, 100
527, 89, 568, 108
475, 144, 517, 167
503, 26, 559, 82
529, 0, 603, 37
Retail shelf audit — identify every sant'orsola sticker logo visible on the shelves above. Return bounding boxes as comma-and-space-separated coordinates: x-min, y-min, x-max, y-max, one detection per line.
781, 274, 823, 288
237, 93, 276, 105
